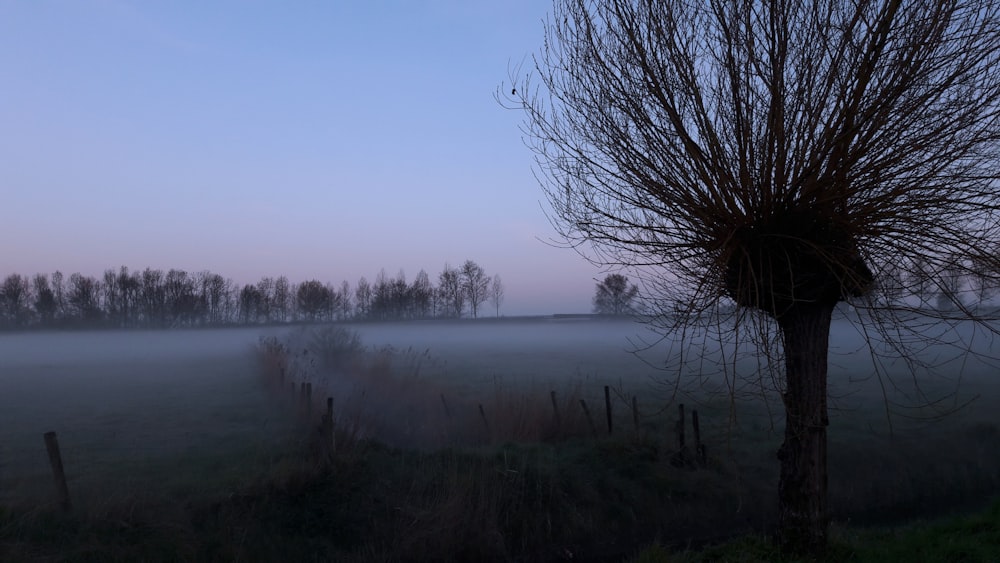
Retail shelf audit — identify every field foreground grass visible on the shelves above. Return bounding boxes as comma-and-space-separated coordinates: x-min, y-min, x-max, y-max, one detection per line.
3, 323, 1000, 561
2, 434, 1000, 562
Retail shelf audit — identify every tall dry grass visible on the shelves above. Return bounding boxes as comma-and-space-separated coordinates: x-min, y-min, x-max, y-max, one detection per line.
256, 326, 598, 451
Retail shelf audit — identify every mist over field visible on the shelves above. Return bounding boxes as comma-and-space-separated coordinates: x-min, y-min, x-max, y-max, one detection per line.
2, 314, 998, 470
2, 314, 1000, 560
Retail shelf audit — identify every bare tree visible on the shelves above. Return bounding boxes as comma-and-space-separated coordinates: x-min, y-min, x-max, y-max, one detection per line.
139, 268, 166, 327
255, 276, 274, 323
297, 280, 331, 322
273, 276, 291, 323
32, 273, 57, 325
411, 269, 434, 319
1, 274, 31, 328
490, 274, 505, 318
593, 273, 639, 316
354, 276, 372, 320
460, 260, 491, 318
239, 283, 264, 324
337, 281, 352, 320
438, 264, 464, 318
67, 273, 102, 324
50, 270, 66, 322
504, 0, 1000, 553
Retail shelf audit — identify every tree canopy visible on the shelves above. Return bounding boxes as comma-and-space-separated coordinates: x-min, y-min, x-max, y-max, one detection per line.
504, 0, 1000, 553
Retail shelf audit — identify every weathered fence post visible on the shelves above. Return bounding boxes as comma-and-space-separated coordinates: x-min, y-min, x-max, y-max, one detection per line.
692, 409, 706, 467
43, 431, 71, 511
579, 399, 597, 436
669, 403, 688, 467
604, 385, 613, 435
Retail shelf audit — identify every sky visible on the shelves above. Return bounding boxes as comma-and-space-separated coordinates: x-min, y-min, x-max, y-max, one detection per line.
0, 1, 608, 316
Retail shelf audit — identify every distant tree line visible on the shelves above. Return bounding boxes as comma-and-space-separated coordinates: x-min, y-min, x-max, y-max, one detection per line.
0, 260, 505, 330
589, 255, 1000, 318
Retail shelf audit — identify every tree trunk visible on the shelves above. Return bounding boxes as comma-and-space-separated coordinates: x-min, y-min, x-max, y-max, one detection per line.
775, 302, 834, 554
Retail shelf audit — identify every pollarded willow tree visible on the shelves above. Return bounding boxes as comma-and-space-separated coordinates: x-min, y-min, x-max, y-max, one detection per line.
503, 0, 1000, 554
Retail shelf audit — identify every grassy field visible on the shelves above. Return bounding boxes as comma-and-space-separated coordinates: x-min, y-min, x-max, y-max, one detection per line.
1, 318, 999, 561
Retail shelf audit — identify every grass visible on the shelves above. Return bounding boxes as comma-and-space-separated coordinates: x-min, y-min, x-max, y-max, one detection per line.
631, 500, 1000, 562
3, 324, 1000, 561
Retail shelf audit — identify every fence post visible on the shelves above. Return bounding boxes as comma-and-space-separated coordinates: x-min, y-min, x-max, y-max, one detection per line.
604, 385, 613, 434
692, 409, 706, 467
43, 432, 72, 512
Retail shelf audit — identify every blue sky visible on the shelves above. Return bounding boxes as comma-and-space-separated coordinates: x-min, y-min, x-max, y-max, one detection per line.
0, 1, 607, 315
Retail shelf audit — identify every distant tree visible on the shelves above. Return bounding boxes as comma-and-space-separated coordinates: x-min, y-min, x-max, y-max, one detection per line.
460, 260, 491, 318
67, 273, 102, 324
50, 271, 66, 322
410, 270, 433, 318
370, 269, 391, 321
490, 274, 505, 318
0, 273, 31, 327
139, 268, 166, 326
119, 267, 139, 326
197, 271, 230, 325
272, 276, 291, 323
323, 282, 339, 322
592, 274, 639, 316
238, 283, 264, 324
102, 266, 137, 328
32, 274, 57, 325
354, 276, 372, 320
256, 277, 274, 323
297, 280, 331, 322
338, 280, 353, 320
438, 264, 464, 318
389, 270, 408, 319
164, 270, 197, 326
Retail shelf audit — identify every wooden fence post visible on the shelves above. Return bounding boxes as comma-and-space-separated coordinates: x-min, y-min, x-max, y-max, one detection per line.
692, 409, 706, 467
43, 432, 71, 511
604, 385, 613, 435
